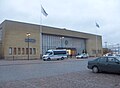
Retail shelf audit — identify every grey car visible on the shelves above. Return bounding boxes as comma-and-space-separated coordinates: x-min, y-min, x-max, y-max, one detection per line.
87, 56, 120, 73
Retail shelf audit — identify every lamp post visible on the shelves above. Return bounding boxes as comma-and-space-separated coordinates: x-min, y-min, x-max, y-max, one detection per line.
26, 32, 31, 60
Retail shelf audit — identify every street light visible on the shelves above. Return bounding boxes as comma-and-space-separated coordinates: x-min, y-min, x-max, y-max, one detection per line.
26, 32, 31, 60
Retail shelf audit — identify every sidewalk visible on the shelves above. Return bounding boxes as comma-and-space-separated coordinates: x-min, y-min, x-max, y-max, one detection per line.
0, 59, 43, 66
0, 57, 95, 66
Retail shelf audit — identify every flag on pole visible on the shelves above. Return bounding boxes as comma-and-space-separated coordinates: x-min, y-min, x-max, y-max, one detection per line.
41, 5, 48, 17
96, 22, 100, 28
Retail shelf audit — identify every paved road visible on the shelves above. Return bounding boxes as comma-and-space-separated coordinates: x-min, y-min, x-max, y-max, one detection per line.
0, 58, 120, 88
0, 59, 90, 81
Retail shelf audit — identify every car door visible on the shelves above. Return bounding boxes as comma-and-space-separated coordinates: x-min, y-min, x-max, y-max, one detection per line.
114, 58, 120, 73
98, 57, 108, 71
107, 57, 120, 73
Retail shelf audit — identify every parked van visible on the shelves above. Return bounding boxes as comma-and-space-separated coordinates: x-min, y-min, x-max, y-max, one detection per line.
42, 49, 68, 61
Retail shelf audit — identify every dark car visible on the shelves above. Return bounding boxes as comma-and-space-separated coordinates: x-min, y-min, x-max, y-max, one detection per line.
87, 56, 120, 73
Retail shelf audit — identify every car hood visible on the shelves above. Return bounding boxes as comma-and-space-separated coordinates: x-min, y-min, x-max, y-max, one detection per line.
42, 55, 49, 57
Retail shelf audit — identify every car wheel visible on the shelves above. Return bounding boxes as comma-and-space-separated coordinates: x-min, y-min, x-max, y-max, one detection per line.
92, 66, 99, 73
61, 57, 64, 60
43, 59, 46, 61
47, 58, 51, 61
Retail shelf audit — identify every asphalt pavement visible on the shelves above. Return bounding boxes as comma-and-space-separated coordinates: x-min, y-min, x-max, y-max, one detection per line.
0, 58, 91, 81
0, 58, 120, 88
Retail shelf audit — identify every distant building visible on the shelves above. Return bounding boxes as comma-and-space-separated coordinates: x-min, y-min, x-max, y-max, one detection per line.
107, 44, 120, 54
0, 20, 103, 60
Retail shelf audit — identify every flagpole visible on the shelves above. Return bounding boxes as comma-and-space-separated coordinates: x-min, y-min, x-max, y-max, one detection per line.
95, 22, 100, 57
40, 5, 43, 59
96, 32, 98, 57
39, 4, 48, 59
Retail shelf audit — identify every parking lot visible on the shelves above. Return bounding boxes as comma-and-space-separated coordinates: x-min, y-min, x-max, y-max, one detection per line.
0, 58, 120, 88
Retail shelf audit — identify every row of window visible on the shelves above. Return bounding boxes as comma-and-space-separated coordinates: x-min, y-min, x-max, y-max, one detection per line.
9, 47, 36, 55
92, 50, 102, 54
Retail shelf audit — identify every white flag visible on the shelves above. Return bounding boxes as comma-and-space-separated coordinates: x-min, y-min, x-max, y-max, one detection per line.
41, 5, 48, 17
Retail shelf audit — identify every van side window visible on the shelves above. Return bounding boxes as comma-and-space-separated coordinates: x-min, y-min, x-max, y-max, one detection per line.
54, 51, 66, 55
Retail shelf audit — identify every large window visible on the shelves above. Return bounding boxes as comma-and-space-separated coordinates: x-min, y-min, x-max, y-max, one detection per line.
98, 50, 101, 54
14, 48, 17, 55
18, 48, 21, 55
26, 48, 28, 54
9, 47, 12, 55
22, 48, 25, 55
30, 48, 32, 55
92, 50, 96, 54
42, 34, 86, 55
33, 48, 36, 55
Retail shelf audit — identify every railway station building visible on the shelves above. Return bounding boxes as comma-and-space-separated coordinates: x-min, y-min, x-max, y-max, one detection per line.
0, 20, 103, 60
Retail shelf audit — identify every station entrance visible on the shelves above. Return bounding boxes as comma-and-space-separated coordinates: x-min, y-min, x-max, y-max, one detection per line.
57, 47, 77, 56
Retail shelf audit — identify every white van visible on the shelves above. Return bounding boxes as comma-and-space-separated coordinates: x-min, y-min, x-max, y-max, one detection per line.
42, 49, 68, 61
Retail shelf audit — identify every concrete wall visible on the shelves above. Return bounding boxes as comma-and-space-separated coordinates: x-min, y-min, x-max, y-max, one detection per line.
3, 20, 40, 60
0, 21, 5, 59
86, 35, 103, 56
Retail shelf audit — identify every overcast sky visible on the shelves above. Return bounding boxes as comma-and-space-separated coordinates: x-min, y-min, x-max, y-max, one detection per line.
0, 0, 120, 47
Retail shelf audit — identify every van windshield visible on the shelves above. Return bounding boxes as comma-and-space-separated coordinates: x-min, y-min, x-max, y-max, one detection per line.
116, 57, 120, 61
45, 52, 52, 55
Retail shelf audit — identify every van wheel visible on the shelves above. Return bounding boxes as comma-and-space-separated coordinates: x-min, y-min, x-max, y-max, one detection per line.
47, 58, 51, 61
61, 57, 64, 60
43, 59, 46, 61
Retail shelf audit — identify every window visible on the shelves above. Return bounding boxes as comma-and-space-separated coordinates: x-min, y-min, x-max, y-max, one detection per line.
18, 48, 21, 55
30, 48, 32, 54
14, 48, 17, 55
22, 48, 25, 55
26, 48, 28, 54
98, 50, 101, 54
9, 47, 12, 55
99, 57, 107, 62
33, 48, 36, 55
92, 50, 96, 54
108, 57, 115, 62
54, 51, 66, 55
